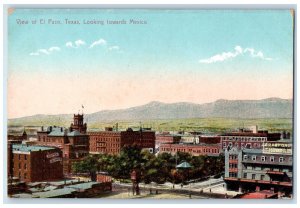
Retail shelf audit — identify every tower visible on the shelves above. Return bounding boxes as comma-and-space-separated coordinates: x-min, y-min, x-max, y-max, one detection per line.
70, 114, 87, 134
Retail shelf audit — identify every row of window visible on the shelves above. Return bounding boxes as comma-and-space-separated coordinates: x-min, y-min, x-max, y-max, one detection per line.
229, 155, 238, 160
18, 162, 27, 170
229, 163, 238, 168
94, 137, 120, 142
222, 137, 267, 142
161, 148, 219, 154
243, 173, 265, 180
223, 142, 260, 149
244, 155, 286, 163
17, 154, 28, 160
229, 172, 237, 177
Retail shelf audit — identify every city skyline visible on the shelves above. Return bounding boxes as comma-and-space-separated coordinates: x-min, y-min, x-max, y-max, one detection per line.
8, 9, 293, 118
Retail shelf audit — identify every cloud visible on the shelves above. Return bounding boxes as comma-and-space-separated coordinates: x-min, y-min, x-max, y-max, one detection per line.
89, 39, 107, 49
199, 46, 272, 64
66, 39, 86, 48
108, 45, 120, 51
29, 46, 60, 56
48, 47, 61, 52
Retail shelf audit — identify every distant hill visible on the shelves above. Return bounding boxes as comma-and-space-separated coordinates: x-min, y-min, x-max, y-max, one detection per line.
8, 98, 293, 125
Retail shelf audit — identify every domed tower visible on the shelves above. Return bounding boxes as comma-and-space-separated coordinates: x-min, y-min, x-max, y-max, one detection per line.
70, 114, 87, 134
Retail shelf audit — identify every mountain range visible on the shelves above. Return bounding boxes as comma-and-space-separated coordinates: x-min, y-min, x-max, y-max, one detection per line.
8, 98, 293, 125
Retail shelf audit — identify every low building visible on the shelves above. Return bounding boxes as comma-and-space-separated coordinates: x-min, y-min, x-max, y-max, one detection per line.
155, 133, 181, 146
9, 144, 63, 183
224, 141, 292, 197
88, 128, 155, 155
7, 130, 27, 142
160, 142, 222, 156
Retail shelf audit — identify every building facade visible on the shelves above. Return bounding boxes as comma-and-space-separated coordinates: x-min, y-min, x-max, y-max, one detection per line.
88, 128, 155, 155
160, 142, 222, 156
224, 141, 292, 197
36, 114, 89, 174
7, 130, 27, 142
220, 127, 282, 151
9, 144, 63, 182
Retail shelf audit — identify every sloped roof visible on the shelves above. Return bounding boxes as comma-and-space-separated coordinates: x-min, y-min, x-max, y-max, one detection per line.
67, 130, 83, 137
13, 144, 55, 152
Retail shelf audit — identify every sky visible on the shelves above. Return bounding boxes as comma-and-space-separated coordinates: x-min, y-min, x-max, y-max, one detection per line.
7, 9, 294, 118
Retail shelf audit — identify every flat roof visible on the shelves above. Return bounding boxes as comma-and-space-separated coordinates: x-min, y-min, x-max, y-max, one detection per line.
12, 144, 56, 152
66, 182, 99, 190
33, 188, 75, 198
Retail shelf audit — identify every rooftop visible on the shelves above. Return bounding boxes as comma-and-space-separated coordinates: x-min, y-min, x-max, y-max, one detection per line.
12, 144, 56, 152
66, 181, 99, 190
238, 190, 277, 199
67, 130, 83, 137
32, 187, 75, 198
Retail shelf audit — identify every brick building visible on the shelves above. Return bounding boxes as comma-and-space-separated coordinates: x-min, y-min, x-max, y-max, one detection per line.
221, 127, 282, 151
88, 128, 155, 155
155, 133, 181, 152
7, 130, 27, 142
160, 142, 222, 156
224, 141, 293, 197
8, 144, 63, 182
36, 114, 89, 174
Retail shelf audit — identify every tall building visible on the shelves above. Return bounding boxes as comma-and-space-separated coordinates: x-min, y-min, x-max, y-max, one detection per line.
88, 128, 155, 155
70, 114, 87, 134
36, 114, 89, 174
224, 141, 292, 197
8, 144, 63, 182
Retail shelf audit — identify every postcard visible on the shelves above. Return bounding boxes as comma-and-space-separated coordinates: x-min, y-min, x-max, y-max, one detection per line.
6, 8, 294, 200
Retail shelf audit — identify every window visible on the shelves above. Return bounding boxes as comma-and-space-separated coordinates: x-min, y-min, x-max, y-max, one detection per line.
261, 156, 266, 162
243, 155, 248, 160
223, 142, 226, 147
270, 156, 275, 162
18, 163, 21, 169
24, 155, 27, 160
260, 175, 265, 180
24, 173, 27, 179
279, 157, 284, 163
252, 174, 256, 180
243, 173, 247, 178
252, 155, 256, 161
24, 163, 27, 170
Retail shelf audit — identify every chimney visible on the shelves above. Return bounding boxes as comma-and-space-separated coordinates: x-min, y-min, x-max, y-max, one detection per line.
42, 126, 44, 131
61, 127, 63, 132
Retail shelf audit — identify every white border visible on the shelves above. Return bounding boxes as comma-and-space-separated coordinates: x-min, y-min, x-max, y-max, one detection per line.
1, 0, 299, 207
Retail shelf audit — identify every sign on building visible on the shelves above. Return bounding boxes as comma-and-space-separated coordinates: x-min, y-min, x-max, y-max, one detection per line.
262, 142, 292, 155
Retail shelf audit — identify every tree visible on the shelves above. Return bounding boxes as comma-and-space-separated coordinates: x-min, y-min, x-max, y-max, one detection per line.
72, 155, 99, 181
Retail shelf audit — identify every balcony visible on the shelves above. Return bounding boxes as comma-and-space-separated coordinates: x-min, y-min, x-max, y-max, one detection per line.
266, 170, 285, 175
224, 177, 292, 187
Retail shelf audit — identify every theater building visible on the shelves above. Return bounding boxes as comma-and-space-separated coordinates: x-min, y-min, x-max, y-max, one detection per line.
35, 114, 89, 174
224, 141, 293, 197
9, 144, 63, 182
88, 128, 155, 155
